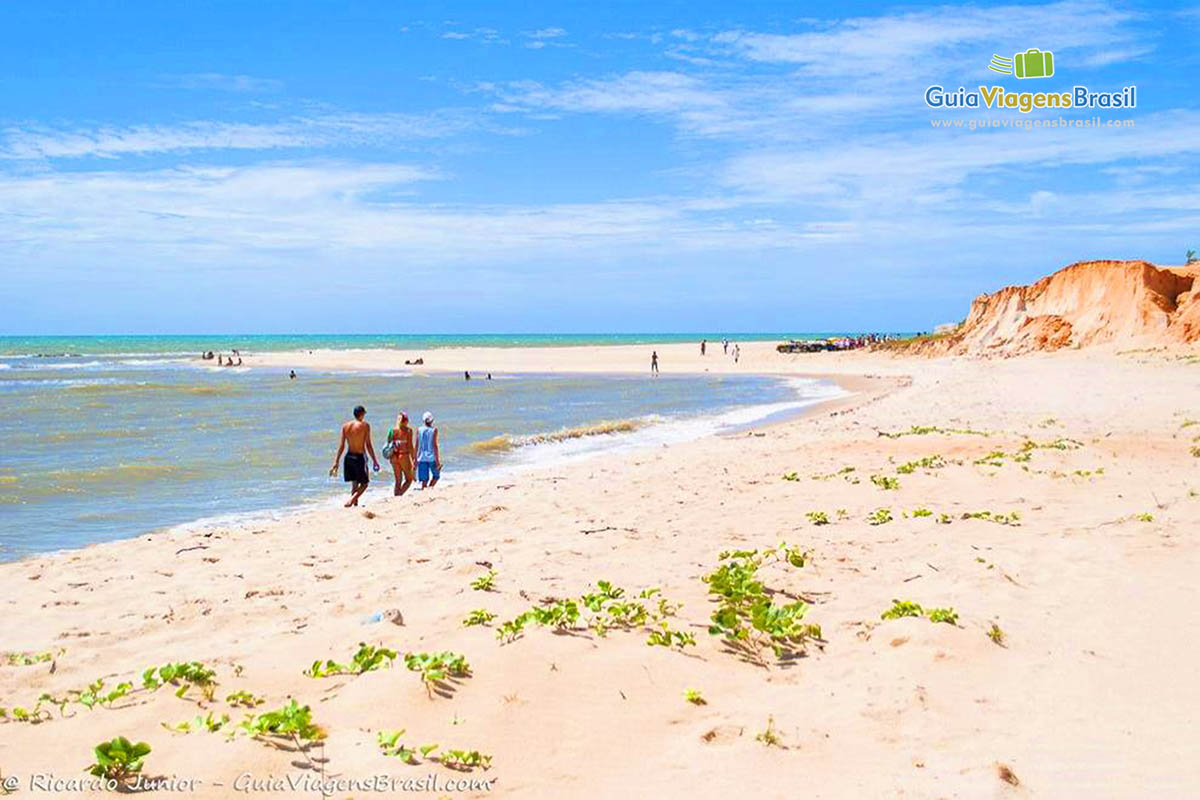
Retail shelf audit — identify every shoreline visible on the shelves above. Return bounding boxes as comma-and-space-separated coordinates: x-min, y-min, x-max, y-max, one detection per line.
4, 354, 893, 567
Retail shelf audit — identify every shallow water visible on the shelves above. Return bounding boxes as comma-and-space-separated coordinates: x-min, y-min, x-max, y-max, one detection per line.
0, 351, 841, 560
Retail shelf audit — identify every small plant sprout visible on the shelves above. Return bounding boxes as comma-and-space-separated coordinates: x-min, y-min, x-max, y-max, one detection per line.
87, 737, 151, 787
470, 569, 498, 592
440, 749, 493, 770
142, 661, 217, 700
987, 623, 1007, 647
646, 627, 697, 649
1134, 512, 1154, 523
881, 600, 924, 620
936, 513, 952, 524
164, 711, 229, 733
684, 689, 706, 705
225, 690, 264, 708
238, 699, 326, 750
306, 642, 397, 678
867, 508, 893, 526
755, 716, 781, 747
3, 650, 57, 667
782, 472, 800, 481
404, 652, 471, 697
462, 609, 498, 627
870, 475, 900, 490
805, 510, 830, 526
926, 607, 959, 625
912, 508, 933, 518
897, 455, 946, 474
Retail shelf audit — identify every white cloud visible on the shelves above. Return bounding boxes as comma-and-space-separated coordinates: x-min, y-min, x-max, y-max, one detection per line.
0, 110, 485, 160
154, 73, 283, 93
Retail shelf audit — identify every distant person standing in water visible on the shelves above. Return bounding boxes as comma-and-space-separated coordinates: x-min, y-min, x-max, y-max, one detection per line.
330, 405, 379, 507
416, 411, 441, 489
386, 412, 414, 496
651, 350, 659, 375
700, 339, 706, 355
289, 370, 296, 380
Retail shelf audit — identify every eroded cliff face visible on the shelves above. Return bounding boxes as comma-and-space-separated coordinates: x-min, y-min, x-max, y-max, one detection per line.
903, 260, 1199, 356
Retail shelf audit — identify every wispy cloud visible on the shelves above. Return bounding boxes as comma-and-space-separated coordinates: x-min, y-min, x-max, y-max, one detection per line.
0, 110, 488, 160
153, 73, 283, 93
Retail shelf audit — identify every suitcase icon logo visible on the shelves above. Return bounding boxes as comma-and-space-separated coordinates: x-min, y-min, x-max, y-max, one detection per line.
988, 48, 1055, 79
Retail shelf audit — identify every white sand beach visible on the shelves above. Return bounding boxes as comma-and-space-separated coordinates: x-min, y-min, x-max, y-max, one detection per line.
3, 341, 1199, 798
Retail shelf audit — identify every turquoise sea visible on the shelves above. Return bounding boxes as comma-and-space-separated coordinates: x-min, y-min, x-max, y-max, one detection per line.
0, 332, 872, 357
0, 335, 849, 562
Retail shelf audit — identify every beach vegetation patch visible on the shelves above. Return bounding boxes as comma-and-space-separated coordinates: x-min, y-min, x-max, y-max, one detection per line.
879, 425, 988, 439
912, 508, 933, 517
379, 731, 492, 771
961, 510, 1021, 525
3, 650, 57, 667
470, 569, 498, 592
87, 736, 151, 787
987, 624, 1007, 647
755, 716, 781, 747
684, 689, 706, 705
881, 600, 924, 620
462, 609, 497, 627
164, 711, 229, 733
805, 511, 830, 525
237, 698, 326, 754
404, 651, 470, 697
871, 475, 900, 490
142, 661, 216, 700
225, 690, 264, 708
703, 544, 822, 666
897, 455, 946, 474
305, 642, 396, 678
867, 508, 893, 525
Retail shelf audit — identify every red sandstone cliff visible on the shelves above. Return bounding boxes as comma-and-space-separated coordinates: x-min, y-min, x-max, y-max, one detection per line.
903, 260, 1200, 356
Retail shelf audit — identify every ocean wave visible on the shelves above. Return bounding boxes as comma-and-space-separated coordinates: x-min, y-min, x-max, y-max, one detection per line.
467, 418, 647, 453
64, 381, 243, 396
30, 360, 105, 370
0, 364, 9, 370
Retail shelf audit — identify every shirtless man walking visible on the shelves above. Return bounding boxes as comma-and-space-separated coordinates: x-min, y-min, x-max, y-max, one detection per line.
330, 405, 379, 507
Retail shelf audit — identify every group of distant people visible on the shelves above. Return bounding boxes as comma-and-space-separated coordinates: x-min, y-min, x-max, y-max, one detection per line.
700, 338, 741, 363
330, 406, 442, 507
200, 349, 242, 366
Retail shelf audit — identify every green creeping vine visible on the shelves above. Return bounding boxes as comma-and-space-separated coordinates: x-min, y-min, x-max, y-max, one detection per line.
870, 475, 900, 490
470, 569, 498, 592
378, 730, 492, 771
143, 661, 217, 700
3, 650, 58, 667
866, 508, 893, 525
879, 425, 989, 439
237, 698, 325, 745
164, 711, 229, 733
462, 609, 498, 627
496, 582, 689, 649
897, 455, 946, 474
88, 737, 151, 787
305, 642, 397, 678
404, 652, 470, 697
881, 599, 958, 625
225, 690, 265, 708
961, 510, 1021, 526
703, 543, 821, 666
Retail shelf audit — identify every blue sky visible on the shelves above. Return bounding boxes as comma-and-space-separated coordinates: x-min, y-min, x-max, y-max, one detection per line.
1, 0, 1198, 333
